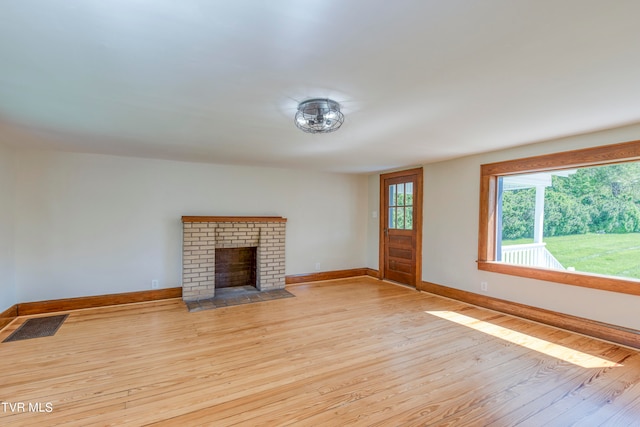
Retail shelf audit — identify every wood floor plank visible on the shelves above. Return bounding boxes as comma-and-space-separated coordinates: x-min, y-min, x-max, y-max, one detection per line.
443, 346, 635, 426
425, 345, 636, 427
520, 351, 640, 426
222, 320, 575, 425
0, 277, 639, 426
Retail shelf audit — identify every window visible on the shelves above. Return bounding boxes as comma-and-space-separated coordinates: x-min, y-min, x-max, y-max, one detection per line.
478, 139, 640, 296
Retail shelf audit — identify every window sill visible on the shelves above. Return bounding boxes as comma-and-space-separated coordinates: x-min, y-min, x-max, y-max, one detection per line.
477, 261, 640, 297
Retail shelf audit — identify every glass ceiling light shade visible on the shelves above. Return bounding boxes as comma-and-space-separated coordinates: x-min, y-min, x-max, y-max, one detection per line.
294, 98, 344, 133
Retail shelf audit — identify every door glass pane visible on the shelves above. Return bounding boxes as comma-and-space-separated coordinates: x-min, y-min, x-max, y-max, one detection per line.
405, 207, 413, 229
388, 180, 416, 229
406, 182, 413, 207
389, 185, 396, 208
397, 207, 405, 229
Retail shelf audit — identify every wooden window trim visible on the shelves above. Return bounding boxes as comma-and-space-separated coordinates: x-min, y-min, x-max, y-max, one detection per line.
478, 139, 640, 297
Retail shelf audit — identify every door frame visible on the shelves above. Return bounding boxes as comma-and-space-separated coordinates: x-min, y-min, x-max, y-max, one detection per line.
379, 167, 423, 288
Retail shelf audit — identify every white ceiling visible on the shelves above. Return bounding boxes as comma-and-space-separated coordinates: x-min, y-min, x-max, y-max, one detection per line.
2, 0, 640, 173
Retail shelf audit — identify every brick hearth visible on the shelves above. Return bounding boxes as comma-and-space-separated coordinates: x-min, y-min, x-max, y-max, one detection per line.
181, 216, 286, 301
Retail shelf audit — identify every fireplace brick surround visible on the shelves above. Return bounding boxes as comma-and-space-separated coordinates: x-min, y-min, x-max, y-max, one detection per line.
181, 216, 286, 301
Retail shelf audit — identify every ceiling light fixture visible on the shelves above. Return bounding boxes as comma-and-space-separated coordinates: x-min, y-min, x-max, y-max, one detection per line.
294, 98, 344, 134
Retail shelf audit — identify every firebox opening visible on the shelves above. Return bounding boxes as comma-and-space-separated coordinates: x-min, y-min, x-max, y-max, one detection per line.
215, 247, 257, 289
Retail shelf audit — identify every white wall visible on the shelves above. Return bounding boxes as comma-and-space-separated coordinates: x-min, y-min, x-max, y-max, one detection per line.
366, 174, 380, 270
367, 123, 640, 330
14, 150, 368, 302
0, 142, 16, 311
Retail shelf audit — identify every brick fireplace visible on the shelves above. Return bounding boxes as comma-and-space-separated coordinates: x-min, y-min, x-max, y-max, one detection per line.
181, 216, 286, 301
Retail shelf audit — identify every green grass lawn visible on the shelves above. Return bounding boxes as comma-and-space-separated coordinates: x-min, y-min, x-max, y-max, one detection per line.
503, 233, 640, 279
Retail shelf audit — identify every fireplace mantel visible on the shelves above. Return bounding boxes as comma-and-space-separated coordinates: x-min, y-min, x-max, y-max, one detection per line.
182, 216, 287, 223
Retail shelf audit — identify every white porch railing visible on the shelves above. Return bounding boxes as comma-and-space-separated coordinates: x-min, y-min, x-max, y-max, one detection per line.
501, 243, 564, 270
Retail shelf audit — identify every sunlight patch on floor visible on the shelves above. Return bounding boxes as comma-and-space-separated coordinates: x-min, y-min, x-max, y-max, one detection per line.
426, 310, 622, 368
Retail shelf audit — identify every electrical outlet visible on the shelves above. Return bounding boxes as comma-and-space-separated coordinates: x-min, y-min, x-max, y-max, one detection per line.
151, 279, 159, 289
480, 281, 488, 292
315, 262, 321, 271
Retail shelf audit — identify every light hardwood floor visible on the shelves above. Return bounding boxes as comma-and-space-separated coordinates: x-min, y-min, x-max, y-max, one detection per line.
1, 277, 639, 426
